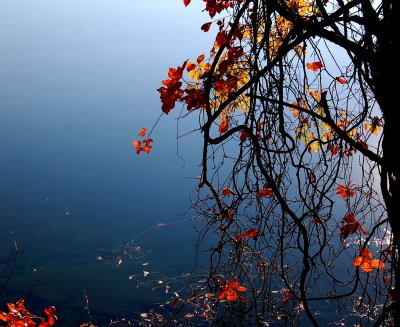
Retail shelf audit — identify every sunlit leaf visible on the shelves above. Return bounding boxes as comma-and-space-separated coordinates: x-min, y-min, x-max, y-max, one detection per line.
219, 117, 230, 134
138, 127, 147, 137
306, 61, 324, 71
353, 248, 384, 273
336, 184, 355, 198
336, 77, 347, 84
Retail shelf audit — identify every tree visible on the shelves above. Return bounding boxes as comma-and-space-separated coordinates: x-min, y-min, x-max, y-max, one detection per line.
135, 0, 398, 325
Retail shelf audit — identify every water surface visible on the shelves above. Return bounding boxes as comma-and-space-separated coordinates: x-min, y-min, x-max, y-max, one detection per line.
0, 1, 211, 325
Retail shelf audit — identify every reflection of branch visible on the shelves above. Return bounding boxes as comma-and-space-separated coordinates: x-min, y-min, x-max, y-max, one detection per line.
251, 93, 383, 165
0, 241, 18, 299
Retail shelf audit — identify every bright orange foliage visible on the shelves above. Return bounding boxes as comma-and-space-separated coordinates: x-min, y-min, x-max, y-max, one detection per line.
336, 184, 355, 198
306, 61, 323, 71
138, 127, 147, 137
218, 279, 247, 301
364, 117, 382, 135
132, 139, 153, 154
352, 248, 384, 273
219, 118, 230, 134
336, 77, 347, 84
0, 299, 57, 327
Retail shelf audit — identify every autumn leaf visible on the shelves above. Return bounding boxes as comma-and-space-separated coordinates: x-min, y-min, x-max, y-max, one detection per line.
306, 61, 324, 71
0, 299, 57, 327
240, 130, 249, 142
132, 139, 153, 154
336, 184, 355, 198
138, 127, 147, 137
216, 31, 229, 48
197, 54, 205, 63
201, 22, 212, 32
336, 77, 347, 84
282, 290, 293, 304
340, 213, 368, 239
222, 187, 233, 196
218, 279, 247, 301
237, 227, 259, 240
353, 248, 384, 273
132, 140, 142, 154
219, 117, 230, 134
258, 184, 273, 197
183, 0, 191, 7
226, 211, 234, 221
364, 116, 382, 135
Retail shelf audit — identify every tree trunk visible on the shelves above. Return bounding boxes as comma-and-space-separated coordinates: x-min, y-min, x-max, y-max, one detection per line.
376, 1, 399, 324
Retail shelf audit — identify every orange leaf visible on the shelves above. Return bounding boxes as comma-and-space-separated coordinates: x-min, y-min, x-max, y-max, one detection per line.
138, 127, 147, 137
306, 61, 324, 72
353, 249, 384, 273
218, 279, 247, 301
360, 248, 372, 259
219, 118, 230, 134
372, 259, 385, 270
352, 256, 363, 267
360, 260, 375, 273
336, 77, 347, 84
224, 289, 238, 301
132, 140, 142, 154
336, 184, 355, 198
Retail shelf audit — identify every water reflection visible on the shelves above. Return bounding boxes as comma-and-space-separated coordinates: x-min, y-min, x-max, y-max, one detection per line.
0, 0, 209, 325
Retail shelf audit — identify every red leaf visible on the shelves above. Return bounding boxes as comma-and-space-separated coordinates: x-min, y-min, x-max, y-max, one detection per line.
183, 0, 191, 6
237, 228, 259, 240
138, 127, 147, 137
222, 188, 233, 196
216, 31, 228, 47
201, 22, 212, 32
306, 61, 324, 72
336, 184, 355, 198
343, 213, 356, 223
219, 117, 230, 134
336, 77, 347, 84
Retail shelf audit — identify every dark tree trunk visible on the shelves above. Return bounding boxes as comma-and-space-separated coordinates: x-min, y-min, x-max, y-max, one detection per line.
375, 1, 399, 324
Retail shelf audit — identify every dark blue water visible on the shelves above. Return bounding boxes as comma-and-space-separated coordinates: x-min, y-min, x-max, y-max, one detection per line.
0, 1, 212, 325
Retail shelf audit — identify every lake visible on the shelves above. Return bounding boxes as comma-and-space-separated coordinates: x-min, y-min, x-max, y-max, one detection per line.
0, 1, 212, 325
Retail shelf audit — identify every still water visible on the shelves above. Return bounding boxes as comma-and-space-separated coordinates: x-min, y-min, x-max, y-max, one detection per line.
0, 1, 211, 325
